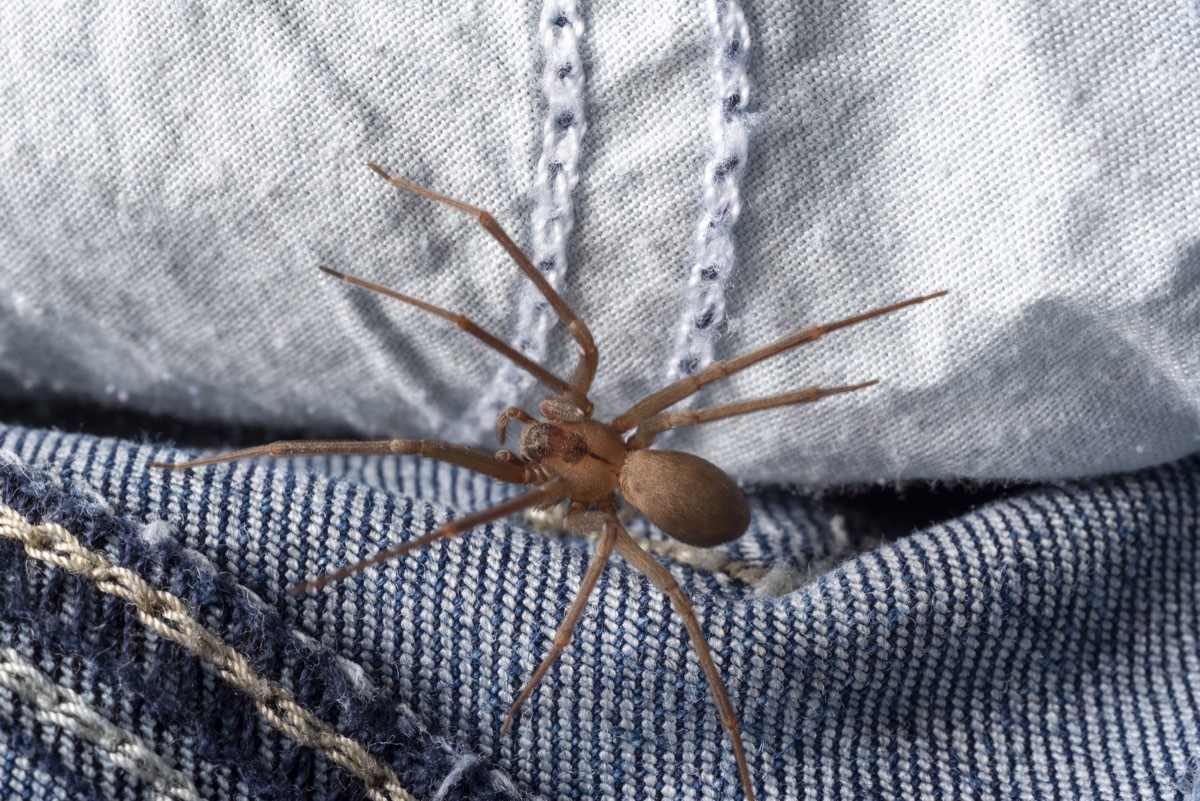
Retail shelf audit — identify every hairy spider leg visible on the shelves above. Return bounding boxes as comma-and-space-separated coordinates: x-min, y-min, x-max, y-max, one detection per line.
289, 479, 565, 595
613, 290, 948, 433
318, 265, 588, 414
501, 512, 619, 735
151, 438, 537, 483
628, 380, 878, 449
368, 161, 600, 403
546, 510, 757, 801
153, 168, 609, 472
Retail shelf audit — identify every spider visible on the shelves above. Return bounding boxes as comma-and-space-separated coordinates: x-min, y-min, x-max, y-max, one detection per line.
154, 162, 946, 800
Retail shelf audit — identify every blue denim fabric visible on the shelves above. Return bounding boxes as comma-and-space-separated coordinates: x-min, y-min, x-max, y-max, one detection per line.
1, 422, 1199, 800
0, 427, 523, 801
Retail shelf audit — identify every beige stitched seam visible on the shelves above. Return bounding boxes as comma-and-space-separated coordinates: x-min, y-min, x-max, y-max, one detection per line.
0, 502, 415, 801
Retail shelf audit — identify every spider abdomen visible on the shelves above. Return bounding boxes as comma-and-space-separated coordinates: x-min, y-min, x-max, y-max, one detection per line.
618, 449, 750, 547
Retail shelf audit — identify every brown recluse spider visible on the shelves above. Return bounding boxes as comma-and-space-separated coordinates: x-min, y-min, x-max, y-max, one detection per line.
152, 161, 947, 800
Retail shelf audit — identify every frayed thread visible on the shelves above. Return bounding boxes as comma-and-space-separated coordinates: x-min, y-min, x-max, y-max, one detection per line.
431, 754, 484, 801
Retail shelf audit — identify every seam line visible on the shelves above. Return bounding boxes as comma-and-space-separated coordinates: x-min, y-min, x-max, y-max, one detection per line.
0, 502, 415, 801
461, 0, 587, 434
668, 0, 753, 384
0, 644, 200, 801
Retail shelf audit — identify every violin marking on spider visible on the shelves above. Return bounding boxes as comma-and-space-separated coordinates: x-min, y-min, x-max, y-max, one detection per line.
152, 161, 947, 801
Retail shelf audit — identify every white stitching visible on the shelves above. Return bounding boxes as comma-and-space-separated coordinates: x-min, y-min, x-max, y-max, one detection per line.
668, 0, 753, 384
464, 0, 587, 431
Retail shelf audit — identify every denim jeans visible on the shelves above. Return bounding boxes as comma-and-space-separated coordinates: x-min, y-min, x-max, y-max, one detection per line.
3, 1, 1200, 798
1, 422, 1198, 800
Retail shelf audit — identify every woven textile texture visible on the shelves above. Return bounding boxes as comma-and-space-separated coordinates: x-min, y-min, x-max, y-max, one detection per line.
4, 1, 1200, 799
1, 424, 1199, 800
2, 2, 1198, 484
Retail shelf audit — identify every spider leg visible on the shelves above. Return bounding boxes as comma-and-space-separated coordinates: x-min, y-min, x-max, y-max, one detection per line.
496, 407, 538, 447
291, 478, 566, 595
627, 380, 877, 449
612, 290, 947, 433
151, 438, 538, 484
318, 266, 589, 414
501, 512, 619, 735
609, 520, 756, 801
367, 162, 599, 403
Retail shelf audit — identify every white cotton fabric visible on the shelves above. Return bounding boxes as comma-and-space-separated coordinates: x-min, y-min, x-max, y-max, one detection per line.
1, 1, 1198, 485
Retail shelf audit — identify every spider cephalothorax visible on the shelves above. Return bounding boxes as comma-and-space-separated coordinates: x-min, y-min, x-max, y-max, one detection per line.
154, 162, 945, 801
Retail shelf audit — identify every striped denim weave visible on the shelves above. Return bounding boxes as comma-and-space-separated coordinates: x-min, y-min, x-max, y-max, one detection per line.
1, 422, 1199, 800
